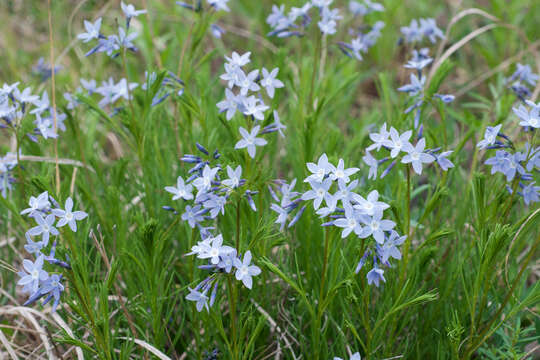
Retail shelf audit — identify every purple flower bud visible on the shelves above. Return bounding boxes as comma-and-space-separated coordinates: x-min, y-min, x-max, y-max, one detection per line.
288, 205, 306, 228
380, 160, 397, 178
196, 143, 210, 156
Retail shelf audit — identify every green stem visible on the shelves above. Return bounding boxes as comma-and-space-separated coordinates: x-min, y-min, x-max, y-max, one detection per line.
400, 165, 412, 283
227, 275, 238, 359
462, 234, 539, 358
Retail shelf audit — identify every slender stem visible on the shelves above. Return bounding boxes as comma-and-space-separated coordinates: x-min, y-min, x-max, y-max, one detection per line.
307, 32, 322, 114
236, 200, 241, 251
226, 275, 238, 359
47, 0, 60, 194
400, 165, 412, 283
319, 227, 330, 303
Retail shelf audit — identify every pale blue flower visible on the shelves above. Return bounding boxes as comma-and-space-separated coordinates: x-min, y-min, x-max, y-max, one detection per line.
271, 203, 288, 231
477, 124, 502, 149
335, 179, 358, 208
359, 212, 395, 244
20, 191, 50, 217
401, 138, 435, 175
27, 213, 59, 244
241, 96, 269, 120
329, 159, 359, 183
366, 264, 385, 286
398, 74, 425, 96
192, 165, 219, 196
238, 69, 260, 96
217, 248, 237, 273
485, 150, 525, 182
17, 255, 48, 294
513, 103, 540, 129
419, 18, 444, 43
197, 234, 234, 265
260, 68, 284, 98
235, 126, 267, 158
222, 165, 242, 189
401, 19, 422, 43
225, 51, 251, 68
165, 176, 194, 200
316, 193, 338, 217
203, 194, 227, 218
334, 206, 363, 238
52, 197, 88, 232
182, 205, 205, 228
383, 127, 412, 158
233, 250, 261, 289
305, 153, 333, 183
208, 0, 230, 12
366, 123, 390, 152
363, 151, 378, 180
352, 190, 389, 216
217, 88, 240, 120
186, 287, 209, 312
521, 182, 539, 205
379, 230, 406, 263
509, 63, 539, 86
404, 48, 432, 70
77, 18, 102, 43
435, 151, 454, 171
121, 2, 147, 18
301, 178, 332, 209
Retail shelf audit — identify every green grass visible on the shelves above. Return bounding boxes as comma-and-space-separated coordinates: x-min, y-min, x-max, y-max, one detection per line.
0, 0, 539, 359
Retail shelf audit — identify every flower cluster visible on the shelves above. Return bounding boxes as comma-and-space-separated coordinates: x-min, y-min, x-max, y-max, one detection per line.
164, 142, 263, 312
478, 101, 539, 205
176, 0, 230, 13
506, 63, 539, 100
363, 123, 454, 178
268, 154, 406, 287
164, 143, 259, 231
78, 2, 145, 58
269, 178, 306, 231
75, 4, 184, 113
266, 0, 345, 37
1, 82, 67, 142
397, 47, 454, 128
338, 21, 385, 61
266, 0, 386, 59
0, 152, 18, 198
400, 17, 444, 44
186, 235, 261, 312
217, 51, 285, 158
17, 193, 88, 311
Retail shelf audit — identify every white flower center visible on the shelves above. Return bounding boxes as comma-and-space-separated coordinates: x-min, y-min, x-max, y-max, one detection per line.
43, 224, 49, 232
530, 118, 538, 127
210, 248, 219, 257
65, 212, 73, 221
486, 134, 495, 143
365, 202, 373, 210
371, 221, 379, 230
335, 170, 344, 178
31, 270, 39, 279
348, 219, 356, 228
239, 266, 249, 276
411, 152, 420, 161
